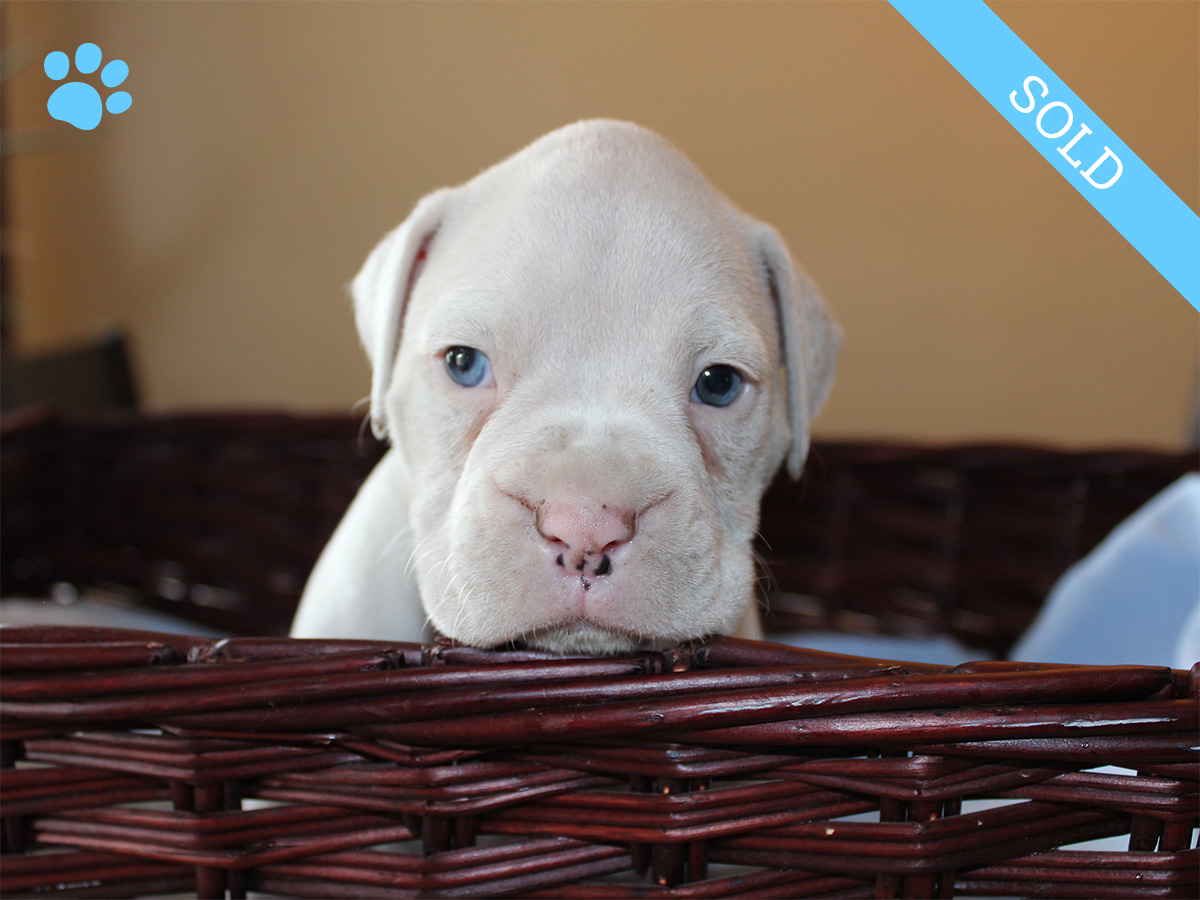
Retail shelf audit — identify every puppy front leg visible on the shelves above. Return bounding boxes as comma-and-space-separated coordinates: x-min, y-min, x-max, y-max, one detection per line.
291, 449, 429, 642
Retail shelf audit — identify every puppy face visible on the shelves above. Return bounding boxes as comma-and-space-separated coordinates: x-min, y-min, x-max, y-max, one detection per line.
356, 121, 839, 653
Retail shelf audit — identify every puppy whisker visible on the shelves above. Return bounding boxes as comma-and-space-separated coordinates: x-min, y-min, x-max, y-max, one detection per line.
404, 535, 440, 578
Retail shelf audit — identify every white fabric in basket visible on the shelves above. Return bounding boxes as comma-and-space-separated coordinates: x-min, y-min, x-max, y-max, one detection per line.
774, 630, 986, 665
1011, 473, 1200, 668
0, 592, 229, 636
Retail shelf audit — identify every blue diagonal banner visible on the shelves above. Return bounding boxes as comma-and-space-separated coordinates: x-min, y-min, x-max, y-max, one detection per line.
888, 0, 1199, 312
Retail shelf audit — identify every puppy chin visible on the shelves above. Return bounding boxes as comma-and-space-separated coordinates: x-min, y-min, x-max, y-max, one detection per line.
516, 619, 671, 656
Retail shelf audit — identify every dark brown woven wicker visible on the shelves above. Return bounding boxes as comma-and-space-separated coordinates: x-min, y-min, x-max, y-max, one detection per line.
2, 411, 1198, 898
2, 630, 1197, 898
2, 410, 386, 637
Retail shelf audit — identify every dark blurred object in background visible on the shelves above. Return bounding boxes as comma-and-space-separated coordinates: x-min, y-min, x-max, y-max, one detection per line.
1, 331, 138, 412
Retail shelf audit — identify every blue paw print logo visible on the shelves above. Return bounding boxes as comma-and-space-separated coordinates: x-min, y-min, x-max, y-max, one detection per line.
44, 43, 131, 131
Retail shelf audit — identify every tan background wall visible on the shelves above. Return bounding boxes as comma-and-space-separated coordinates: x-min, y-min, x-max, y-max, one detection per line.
4, 0, 1197, 448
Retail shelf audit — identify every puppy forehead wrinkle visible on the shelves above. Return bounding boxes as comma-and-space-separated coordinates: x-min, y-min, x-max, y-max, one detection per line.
419, 251, 769, 381
447, 196, 741, 303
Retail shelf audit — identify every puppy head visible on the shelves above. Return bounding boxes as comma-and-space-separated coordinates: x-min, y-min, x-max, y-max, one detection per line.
353, 120, 840, 653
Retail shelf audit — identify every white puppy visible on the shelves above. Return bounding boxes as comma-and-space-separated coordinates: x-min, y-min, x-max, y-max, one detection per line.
291, 120, 840, 654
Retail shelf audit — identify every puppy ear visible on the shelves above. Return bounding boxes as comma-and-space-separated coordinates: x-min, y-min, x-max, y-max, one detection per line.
752, 223, 842, 479
353, 188, 452, 440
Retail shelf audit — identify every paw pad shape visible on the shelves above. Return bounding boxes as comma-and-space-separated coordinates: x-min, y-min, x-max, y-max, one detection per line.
44, 43, 131, 131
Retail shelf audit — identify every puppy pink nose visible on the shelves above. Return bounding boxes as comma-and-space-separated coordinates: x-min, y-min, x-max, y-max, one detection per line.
536, 501, 635, 573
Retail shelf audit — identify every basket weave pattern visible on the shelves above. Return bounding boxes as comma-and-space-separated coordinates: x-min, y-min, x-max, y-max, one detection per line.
2, 631, 1197, 898
1, 412, 1197, 898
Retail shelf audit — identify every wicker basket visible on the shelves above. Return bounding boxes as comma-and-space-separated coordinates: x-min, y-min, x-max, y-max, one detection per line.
1, 411, 1197, 898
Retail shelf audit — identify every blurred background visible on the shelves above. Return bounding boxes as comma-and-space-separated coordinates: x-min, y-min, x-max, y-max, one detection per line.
2, 0, 1197, 448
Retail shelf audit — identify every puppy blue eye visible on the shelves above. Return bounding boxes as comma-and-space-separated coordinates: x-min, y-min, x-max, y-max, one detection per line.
692, 365, 743, 407
444, 346, 492, 387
